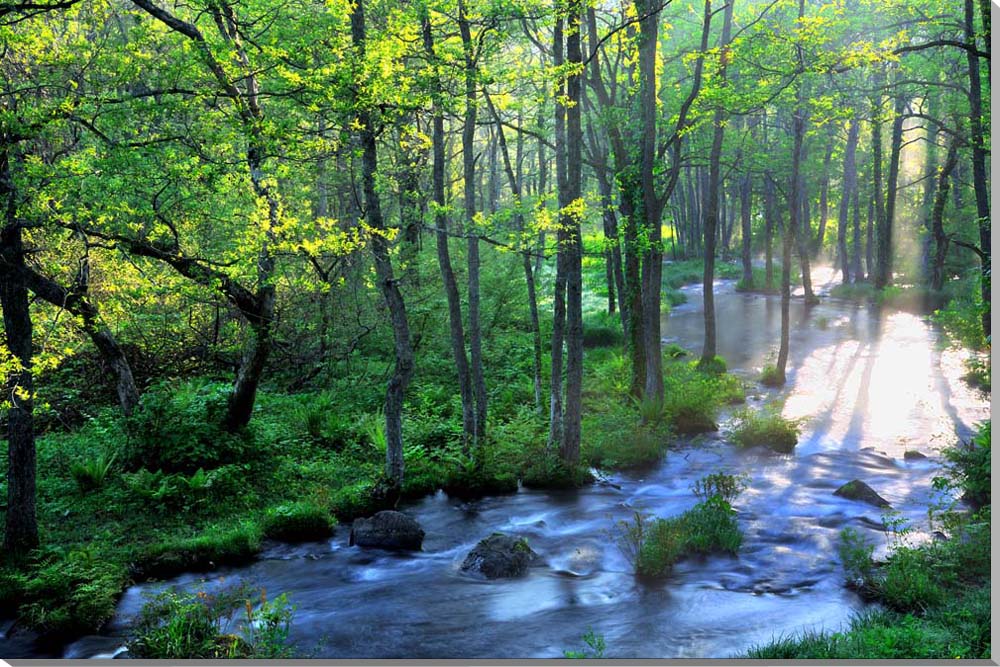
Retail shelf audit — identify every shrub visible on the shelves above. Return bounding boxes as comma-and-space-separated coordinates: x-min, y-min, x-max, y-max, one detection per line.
662, 372, 718, 435
615, 496, 742, 579
938, 421, 990, 509
730, 408, 800, 453
583, 412, 670, 470
262, 502, 335, 542
695, 355, 727, 375
128, 583, 294, 659
838, 527, 876, 593
70, 450, 117, 492
691, 471, 749, 503
17, 555, 127, 637
760, 364, 784, 387
124, 380, 254, 473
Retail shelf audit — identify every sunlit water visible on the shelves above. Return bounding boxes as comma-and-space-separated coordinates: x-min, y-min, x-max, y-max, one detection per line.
16, 273, 990, 659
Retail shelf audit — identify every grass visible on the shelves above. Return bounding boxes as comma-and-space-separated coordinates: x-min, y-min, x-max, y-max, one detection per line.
261, 501, 336, 542
729, 407, 801, 453
614, 478, 744, 580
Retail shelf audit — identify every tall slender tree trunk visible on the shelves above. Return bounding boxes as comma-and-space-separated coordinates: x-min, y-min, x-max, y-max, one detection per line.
637, 0, 664, 403
351, 0, 413, 490
740, 172, 753, 288
964, 0, 990, 336
876, 92, 906, 289
458, 0, 487, 447
548, 12, 567, 449
813, 129, 835, 255
869, 73, 885, 283
422, 12, 475, 445
561, 0, 584, 464
700, 0, 734, 365
837, 117, 860, 284
851, 163, 863, 282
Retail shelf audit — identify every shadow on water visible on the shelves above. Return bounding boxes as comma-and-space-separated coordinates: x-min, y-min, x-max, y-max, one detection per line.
49, 275, 988, 660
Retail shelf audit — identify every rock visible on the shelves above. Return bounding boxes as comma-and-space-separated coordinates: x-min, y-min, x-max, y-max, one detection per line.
834, 480, 892, 508
903, 450, 928, 460
461, 533, 538, 579
349, 510, 424, 551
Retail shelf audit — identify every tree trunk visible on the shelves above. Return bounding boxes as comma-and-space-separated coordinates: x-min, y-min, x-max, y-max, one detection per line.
548, 12, 567, 449
876, 92, 905, 290
813, 128, 835, 255
458, 0, 487, 447
964, 0, 990, 336
740, 172, 753, 288
869, 74, 885, 283
700, 0, 734, 366
931, 140, 959, 291
422, 12, 475, 445
837, 117, 860, 284
561, 0, 584, 464
637, 0, 664, 403
0, 150, 38, 554
351, 0, 413, 490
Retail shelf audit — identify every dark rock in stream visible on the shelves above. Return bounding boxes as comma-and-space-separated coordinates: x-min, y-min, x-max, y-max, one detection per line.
461, 533, 538, 579
903, 450, 928, 460
833, 480, 891, 508
349, 511, 424, 550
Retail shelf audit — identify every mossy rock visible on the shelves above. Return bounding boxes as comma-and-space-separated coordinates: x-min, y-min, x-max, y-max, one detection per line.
834, 480, 892, 508
349, 510, 424, 551
460, 533, 539, 579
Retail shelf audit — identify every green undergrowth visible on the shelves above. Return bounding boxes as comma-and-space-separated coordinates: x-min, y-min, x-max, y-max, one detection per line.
729, 407, 801, 453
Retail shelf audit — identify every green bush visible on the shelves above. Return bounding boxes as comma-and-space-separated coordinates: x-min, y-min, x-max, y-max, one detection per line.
16, 554, 127, 637
262, 501, 335, 542
128, 583, 294, 659
730, 408, 800, 453
760, 364, 784, 387
124, 380, 254, 473
615, 496, 743, 579
521, 453, 593, 489
662, 370, 719, 435
938, 421, 990, 509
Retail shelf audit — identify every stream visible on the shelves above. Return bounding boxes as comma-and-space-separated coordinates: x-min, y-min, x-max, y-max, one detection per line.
31, 271, 995, 658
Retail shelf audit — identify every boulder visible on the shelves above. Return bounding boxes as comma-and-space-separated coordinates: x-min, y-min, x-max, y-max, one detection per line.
834, 480, 891, 509
461, 533, 538, 579
349, 510, 424, 551
903, 450, 928, 461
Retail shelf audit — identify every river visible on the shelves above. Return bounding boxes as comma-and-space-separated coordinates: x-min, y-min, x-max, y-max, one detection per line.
47, 274, 992, 658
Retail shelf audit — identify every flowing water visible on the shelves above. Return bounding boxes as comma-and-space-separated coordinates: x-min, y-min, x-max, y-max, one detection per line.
26, 272, 992, 659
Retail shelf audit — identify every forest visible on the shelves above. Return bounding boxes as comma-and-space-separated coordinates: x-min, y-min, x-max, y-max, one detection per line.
0, 0, 991, 659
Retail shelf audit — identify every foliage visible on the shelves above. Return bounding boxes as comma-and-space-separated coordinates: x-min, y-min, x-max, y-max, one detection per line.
262, 502, 335, 542
70, 450, 117, 493
128, 583, 294, 659
936, 421, 991, 509
582, 310, 624, 349
729, 408, 800, 452
759, 364, 784, 387
614, 481, 744, 580
124, 380, 255, 473
564, 628, 607, 659
691, 472, 749, 503
660, 362, 743, 435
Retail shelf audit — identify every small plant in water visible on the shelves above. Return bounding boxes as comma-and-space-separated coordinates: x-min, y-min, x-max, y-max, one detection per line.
691, 471, 749, 503
128, 582, 294, 659
564, 628, 606, 658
